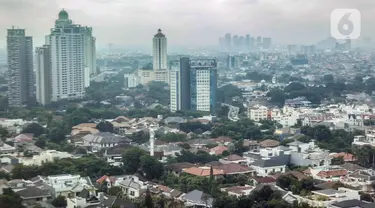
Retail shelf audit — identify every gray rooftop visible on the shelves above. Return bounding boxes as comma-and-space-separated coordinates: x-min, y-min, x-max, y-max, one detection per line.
184, 189, 214, 206
83, 132, 124, 144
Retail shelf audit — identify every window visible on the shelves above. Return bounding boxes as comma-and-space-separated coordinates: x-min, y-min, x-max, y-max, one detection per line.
265, 169, 268, 173
130, 191, 135, 196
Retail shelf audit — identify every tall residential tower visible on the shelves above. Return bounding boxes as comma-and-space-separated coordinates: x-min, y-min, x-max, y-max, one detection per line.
152, 29, 168, 84
7, 27, 34, 106
35, 45, 52, 105
44, 9, 95, 102
153, 29, 167, 71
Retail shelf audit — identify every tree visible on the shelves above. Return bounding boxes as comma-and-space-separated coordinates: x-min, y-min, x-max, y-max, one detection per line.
222, 150, 230, 157
52, 195, 67, 208
96, 121, 114, 133
122, 148, 147, 174
108, 186, 122, 196
140, 155, 164, 180
22, 123, 45, 137
0, 188, 25, 208
0, 126, 9, 140
276, 175, 294, 190
144, 189, 153, 208
34, 138, 47, 149
331, 156, 345, 165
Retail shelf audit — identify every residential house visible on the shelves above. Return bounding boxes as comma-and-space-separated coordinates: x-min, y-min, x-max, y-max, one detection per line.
219, 154, 247, 165
103, 144, 131, 166
287, 141, 331, 167
307, 167, 348, 181
15, 186, 52, 206
330, 199, 375, 208
44, 174, 95, 198
183, 189, 214, 208
164, 117, 186, 128
21, 150, 72, 166
331, 152, 356, 163
0, 141, 16, 154
209, 137, 233, 146
340, 169, 375, 192
67, 192, 136, 208
250, 158, 287, 176
166, 162, 196, 176
295, 187, 361, 207
243, 140, 259, 151
259, 139, 280, 148
82, 132, 126, 152
213, 163, 255, 176
220, 185, 254, 197
11, 133, 34, 144
271, 171, 308, 181
118, 175, 148, 199
209, 146, 228, 156
183, 167, 224, 178
251, 177, 277, 186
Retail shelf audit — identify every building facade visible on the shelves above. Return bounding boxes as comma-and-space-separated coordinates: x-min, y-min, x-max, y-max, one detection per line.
7, 28, 34, 106
124, 73, 139, 89
169, 58, 217, 113
45, 10, 94, 102
35, 45, 52, 105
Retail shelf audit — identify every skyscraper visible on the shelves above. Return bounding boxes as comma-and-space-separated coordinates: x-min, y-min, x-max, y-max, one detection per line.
169, 58, 217, 113
7, 27, 34, 106
84, 28, 96, 77
245, 34, 251, 50
224, 33, 231, 52
152, 29, 168, 84
153, 29, 167, 71
35, 45, 52, 105
45, 9, 93, 102
233, 35, 239, 49
262, 37, 272, 49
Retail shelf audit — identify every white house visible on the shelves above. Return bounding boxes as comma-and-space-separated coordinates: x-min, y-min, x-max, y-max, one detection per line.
21, 150, 72, 166
118, 176, 148, 199
250, 158, 287, 177
44, 174, 95, 198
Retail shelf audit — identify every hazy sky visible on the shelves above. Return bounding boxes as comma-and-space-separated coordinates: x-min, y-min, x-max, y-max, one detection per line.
0, 0, 374, 49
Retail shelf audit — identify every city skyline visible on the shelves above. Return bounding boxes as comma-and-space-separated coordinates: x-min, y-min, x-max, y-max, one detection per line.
0, 0, 374, 49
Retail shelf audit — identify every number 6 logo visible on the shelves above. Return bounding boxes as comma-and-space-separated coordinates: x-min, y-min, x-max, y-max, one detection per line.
331, 9, 361, 40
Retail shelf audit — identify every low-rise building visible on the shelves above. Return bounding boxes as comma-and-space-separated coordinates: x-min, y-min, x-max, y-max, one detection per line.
118, 176, 148, 199
21, 150, 72, 166
247, 105, 268, 121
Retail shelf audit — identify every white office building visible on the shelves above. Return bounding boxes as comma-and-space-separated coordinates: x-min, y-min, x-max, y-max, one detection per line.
7, 28, 34, 106
169, 58, 217, 113
45, 9, 94, 102
35, 45, 52, 105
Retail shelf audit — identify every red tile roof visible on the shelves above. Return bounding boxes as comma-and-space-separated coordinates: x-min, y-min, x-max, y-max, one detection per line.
183, 167, 224, 177
332, 152, 356, 162
317, 169, 348, 178
214, 163, 253, 175
224, 154, 245, 161
210, 146, 229, 155
210, 136, 233, 143
259, 139, 280, 148
253, 177, 276, 184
